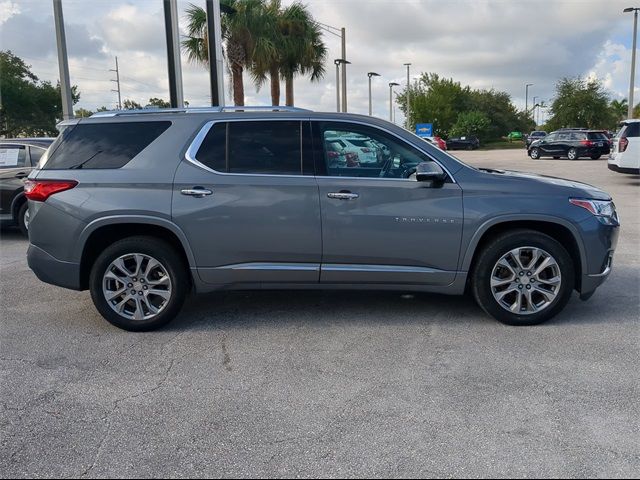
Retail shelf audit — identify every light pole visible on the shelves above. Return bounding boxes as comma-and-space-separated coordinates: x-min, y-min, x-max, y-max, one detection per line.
367, 72, 380, 116
389, 82, 399, 122
525, 83, 533, 117
624, 7, 639, 118
404, 63, 411, 127
334, 59, 349, 112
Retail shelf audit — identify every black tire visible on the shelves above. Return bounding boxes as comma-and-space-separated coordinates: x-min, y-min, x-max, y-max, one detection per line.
567, 148, 578, 160
466, 144, 473, 150
529, 148, 540, 159
89, 236, 189, 331
591, 154, 601, 160
17, 202, 29, 237
471, 229, 575, 326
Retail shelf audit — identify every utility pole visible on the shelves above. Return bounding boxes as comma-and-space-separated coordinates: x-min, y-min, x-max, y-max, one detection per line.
367, 72, 380, 116
110, 56, 122, 110
334, 60, 341, 112
53, 0, 73, 120
163, 0, 184, 108
404, 63, 411, 128
624, 7, 639, 118
341, 27, 347, 112
389, 82, 399, 122
206, 0, 225, 106
525, 83, 533, 117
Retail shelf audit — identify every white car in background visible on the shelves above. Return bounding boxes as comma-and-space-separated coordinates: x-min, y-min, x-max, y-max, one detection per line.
608, 119, 639, 174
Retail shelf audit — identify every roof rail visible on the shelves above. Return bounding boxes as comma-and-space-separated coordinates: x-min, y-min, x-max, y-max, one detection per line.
91, 105, 310, 117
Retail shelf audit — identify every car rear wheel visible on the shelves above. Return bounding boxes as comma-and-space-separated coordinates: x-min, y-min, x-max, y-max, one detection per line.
89, 236, 189, 331
591, 154, 601, 160
567, 148, 578, 160
471, 230, 574, 326
17, 202, 29, 237
529, 148, 540, 159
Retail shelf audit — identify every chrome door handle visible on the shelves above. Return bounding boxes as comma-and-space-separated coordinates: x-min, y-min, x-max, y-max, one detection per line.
181, 187, 213, 198
327, 192, 359, 200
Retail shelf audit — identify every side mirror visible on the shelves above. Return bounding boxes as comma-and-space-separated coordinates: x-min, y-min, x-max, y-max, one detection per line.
416, 161, 447, 185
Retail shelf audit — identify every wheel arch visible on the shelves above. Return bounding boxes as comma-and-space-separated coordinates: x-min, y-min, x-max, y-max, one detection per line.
77, 216, 196, 290
462, 216, 586, 291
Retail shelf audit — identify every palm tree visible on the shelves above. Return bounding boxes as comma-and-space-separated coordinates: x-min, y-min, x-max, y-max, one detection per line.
610, 98, 628, 121
277, 3, 326, 106
182, 0, 276, 106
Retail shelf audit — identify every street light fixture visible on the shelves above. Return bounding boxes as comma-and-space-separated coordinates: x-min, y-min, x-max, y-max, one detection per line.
367, 72, 381, 116
404, 63, 412, 127
334, 59, 350, 112
525, 83, 534, 116
624, 7, 639, 118
389, 82, 400, 122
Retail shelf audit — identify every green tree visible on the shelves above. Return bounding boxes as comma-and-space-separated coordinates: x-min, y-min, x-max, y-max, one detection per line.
74, 108, 93, 118
96, 106, 110, 112
396, 73, 472, 135
0, 50, 80, 136
146, 97, 170, 108
449, 111, 491, 141
276, 2, 326, 106
182, 0, 325, 106
122, 99, 143, 110
183, 0, 277, 106
546, 77, 615, 130
634, 103, 640, 118
610, 98, 628, 122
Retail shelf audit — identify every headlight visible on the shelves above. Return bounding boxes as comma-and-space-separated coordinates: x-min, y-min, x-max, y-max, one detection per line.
570, 198, 619, 225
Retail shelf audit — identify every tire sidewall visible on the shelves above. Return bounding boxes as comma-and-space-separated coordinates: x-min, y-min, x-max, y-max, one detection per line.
89, 237, 188, 331
472, 231, 575, 326
17, 202, 29, 237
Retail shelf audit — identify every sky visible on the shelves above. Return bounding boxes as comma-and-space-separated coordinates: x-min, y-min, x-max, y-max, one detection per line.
1, 0, 638, 126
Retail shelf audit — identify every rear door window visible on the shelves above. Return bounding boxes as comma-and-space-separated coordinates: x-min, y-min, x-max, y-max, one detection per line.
29, 146, 47, 166
195, 121, 303, 175
43, 121, 171, 169
0, 145, 27, 168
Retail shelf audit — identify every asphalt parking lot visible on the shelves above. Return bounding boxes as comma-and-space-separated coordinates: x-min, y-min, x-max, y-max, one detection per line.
1, 149, 638, 478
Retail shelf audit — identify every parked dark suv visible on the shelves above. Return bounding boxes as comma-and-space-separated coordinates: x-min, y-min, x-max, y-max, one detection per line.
446, 135, 480, 150
25, 107, 619, 331
528, 130, 610, 160
0, 138, 54, 235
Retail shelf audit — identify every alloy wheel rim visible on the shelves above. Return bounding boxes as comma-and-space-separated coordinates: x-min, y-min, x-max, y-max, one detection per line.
102, 253, 172, 321
490, 246, 561, 315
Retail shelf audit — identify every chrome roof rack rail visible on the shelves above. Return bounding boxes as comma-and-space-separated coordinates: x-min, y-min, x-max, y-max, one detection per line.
91, 105, 310, 117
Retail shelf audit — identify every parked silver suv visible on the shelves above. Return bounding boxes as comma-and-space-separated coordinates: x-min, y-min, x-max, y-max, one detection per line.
26, 107, 619, 331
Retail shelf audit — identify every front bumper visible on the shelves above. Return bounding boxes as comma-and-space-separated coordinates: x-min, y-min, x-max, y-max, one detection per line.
577, 216, 619, 300
27, 244, 82, 290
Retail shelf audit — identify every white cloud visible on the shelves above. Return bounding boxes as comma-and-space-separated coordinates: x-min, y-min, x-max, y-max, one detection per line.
0, 0, 20, 24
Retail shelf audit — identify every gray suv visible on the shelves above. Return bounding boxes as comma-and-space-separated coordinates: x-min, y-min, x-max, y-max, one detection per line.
26, 107, 619, 331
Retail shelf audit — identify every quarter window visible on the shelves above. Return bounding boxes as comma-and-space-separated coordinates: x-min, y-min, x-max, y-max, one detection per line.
29, 146, 47, 166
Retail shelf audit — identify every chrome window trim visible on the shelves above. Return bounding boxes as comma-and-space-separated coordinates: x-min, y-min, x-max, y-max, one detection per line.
184, 118, 309, 178
184, 116, 456, 183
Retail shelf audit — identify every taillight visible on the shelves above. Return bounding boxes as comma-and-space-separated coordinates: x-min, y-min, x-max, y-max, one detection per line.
580, 140, 595, 147
327, 151, 339, 159
619, 137, 629, 152
24, 179, 78, 202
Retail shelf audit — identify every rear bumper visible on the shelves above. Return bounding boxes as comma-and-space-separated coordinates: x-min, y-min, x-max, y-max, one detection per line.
27, 244, 82, 290
608, 163, 640, 175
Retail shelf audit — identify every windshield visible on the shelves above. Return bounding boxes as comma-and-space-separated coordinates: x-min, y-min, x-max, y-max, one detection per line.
531, 132, 546, 137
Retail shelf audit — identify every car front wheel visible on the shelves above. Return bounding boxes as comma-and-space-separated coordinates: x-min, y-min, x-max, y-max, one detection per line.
89, 236, 189, 331
529, 148, 540, 159
471, 230, 574, 326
